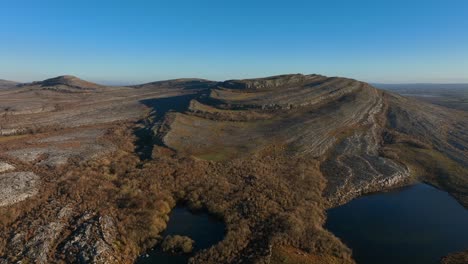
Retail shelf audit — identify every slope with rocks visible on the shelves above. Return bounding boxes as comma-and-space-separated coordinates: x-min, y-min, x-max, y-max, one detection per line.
160, 74, 467, 206
18, 75, 103, 91
155, 74, 467, 263
0, 75, 212, 264
0, 80, 18, 89
0, 74, 466, 264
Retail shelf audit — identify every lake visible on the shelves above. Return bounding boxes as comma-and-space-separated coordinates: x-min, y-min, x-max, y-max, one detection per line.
325, 183, 468, 264
136, 206, 225, 264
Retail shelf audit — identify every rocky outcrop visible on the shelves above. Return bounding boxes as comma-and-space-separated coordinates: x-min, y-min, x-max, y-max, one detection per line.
0, 128, 23, 136
211, 75, 363, 110
4, 128, 114, 168
0, 161, 14, 173
0, 171, 39, 207
6, 144, 113, 167
4, 204, 122, 264
58, 214, 121, 263
8, 205, 74, 263
221, 74, 319, 90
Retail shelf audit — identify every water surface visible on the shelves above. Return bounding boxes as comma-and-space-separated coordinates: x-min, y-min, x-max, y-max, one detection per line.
325, 183, 468, 264
136, 206, 225, 264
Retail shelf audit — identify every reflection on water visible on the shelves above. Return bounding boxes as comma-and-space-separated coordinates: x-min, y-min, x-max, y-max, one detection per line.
136, 206, 225, 264
326, 183, 468, 264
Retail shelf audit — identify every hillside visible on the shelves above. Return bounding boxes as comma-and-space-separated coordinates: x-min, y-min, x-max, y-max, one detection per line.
16, 75, 106, 92
0, 79, 18, 89
0, 74, 466, 264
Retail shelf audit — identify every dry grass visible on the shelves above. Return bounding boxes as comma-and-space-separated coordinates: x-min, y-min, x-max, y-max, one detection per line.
271, 245, 353, 264
0, 135, 28, 143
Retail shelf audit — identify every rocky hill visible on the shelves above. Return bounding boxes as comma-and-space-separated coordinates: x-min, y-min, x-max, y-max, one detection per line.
0, 79, 18, 89
17, 75, 104, 92
0, 74, 466, 264
158, 74, 467, 206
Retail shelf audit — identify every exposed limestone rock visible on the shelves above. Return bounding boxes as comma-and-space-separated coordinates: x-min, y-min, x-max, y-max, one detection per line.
8, 205, 73, 264
6, 144, 113, 167
10, 205, 74, 263
0, 171, 39, 207
0, 161, 14, 173
5, 206, 122, 264
0, 128, 22, 136
321, 93, 411, 205
221, 74, 318, 90
58, 215, 121, 263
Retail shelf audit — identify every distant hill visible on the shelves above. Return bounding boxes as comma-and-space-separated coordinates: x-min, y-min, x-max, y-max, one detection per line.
374, 83, 468, 111
18, 75, 104, 92
374, 83, 468, 90
0, 79, 18, 89
131, 78, 216, 90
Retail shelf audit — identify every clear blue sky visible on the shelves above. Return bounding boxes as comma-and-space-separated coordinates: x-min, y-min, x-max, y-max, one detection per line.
1, 0, 468, 84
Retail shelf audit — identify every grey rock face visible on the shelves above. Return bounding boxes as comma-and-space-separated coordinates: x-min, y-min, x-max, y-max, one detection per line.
59, 215, 120, 263
0, 161, 14, 173
0, 171, 39, 207
6, 206, 121, 264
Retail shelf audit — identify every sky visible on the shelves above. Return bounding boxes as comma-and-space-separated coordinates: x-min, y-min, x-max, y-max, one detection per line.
1, 0, 468, 84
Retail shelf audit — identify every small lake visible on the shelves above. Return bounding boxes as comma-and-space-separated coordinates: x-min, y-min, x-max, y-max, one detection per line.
136, 206, 225, 264
325, 183, 468, 264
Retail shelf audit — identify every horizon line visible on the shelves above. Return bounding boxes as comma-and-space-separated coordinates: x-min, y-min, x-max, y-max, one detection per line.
2, 74, 468, 87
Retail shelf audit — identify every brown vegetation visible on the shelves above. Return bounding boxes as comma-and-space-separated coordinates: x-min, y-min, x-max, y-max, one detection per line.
162, 235, 194, 254
441, 250, 468, 264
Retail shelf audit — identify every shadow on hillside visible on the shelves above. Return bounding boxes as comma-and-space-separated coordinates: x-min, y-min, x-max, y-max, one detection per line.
133, 93, 201, 160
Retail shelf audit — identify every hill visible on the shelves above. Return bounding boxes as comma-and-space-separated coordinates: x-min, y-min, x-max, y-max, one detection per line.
0, 74, 466, 264
17, 75, 105, 92
159, 74, 467, 203
0, 79, 18, 89
148, 74, 468, 262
